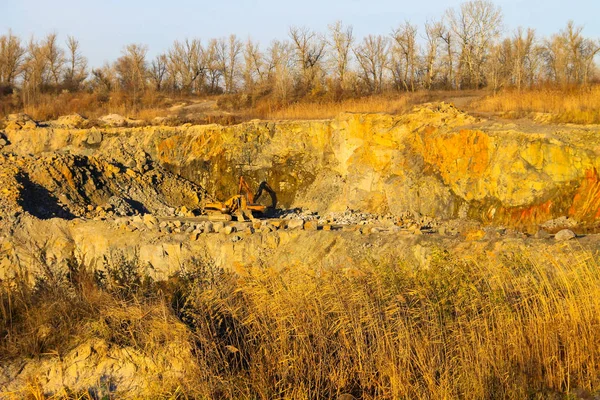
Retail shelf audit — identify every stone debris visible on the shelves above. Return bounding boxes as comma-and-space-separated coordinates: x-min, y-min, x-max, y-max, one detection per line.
4, 113, 39, 130
287, 219, 304, 230
304, 220, 318, 231
86, 130, 103, 145
555, 229, 576, 241
0, 132, 8, 149
53, 114, 89, 129
0, 151, 207, 224
541, 216, 578, 231
98, 114, 144, 127
534, 229, 551, 239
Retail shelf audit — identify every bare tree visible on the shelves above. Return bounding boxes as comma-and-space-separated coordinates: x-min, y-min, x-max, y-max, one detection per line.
511, 27, 536, 89
266, 39, 294, 102
0, 31, 25, 91
581, 38, 600, 86
149, 53, 168, 91
64, 35, 87, 91
42, 33, 65, 88
423, 20, 443, 89
327, 21, 354, 93
391, 21, 419, 91
485, 38, 510, 91
21, 37, 49, 104
204, 38, 223, 93
354, 35, 389, 93
114, 44, 148, 105
215, 34, 242, 93
289, 26, 326, 94
446, 0, 503, 88
167, 39, 205, 93
437, 22, 456, 89
542, 21, 600, 87
243, 38, 265, 94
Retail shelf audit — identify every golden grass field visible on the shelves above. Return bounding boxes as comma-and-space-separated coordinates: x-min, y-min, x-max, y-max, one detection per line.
3, 243, 600, 399
471, 87, 600, 124
4, 87, 600, 126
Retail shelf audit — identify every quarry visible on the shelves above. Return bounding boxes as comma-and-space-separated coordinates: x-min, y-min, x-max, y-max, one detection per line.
2, 103, 600, 398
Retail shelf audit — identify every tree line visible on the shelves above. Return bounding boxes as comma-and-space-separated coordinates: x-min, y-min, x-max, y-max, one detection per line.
1, 0, 599, 109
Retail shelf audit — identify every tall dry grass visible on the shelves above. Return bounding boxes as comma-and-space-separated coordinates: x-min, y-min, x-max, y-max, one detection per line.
472, 87, 600, 124
250, 93, 432, 120
187, 243, 600, 399
3, 244, 600, 398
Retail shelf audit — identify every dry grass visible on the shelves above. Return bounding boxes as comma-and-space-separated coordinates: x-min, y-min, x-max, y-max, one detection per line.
184, 244, 600, 399
2, 245, 600, 398
472, 86, 600, 124
249, 93, 432, 120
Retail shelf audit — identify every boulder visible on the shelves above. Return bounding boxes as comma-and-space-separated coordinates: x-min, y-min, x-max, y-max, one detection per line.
86, 130, 103, 145
555, 229, 576, 241
303, 220, 318, 231
143, 214, 158, 228
287, 219, 304, 230
56, 114, 88, 129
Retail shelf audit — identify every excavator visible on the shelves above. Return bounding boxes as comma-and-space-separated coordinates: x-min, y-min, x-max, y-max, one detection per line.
204, 176, 277, 221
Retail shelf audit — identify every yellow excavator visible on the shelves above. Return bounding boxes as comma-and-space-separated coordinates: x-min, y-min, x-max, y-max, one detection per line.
204, 176, 277, 221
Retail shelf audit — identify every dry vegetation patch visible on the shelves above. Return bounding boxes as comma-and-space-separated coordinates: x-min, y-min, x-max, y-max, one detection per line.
3, 244, 600, 399
472, 87, 600, 124
247, 93, 432, 120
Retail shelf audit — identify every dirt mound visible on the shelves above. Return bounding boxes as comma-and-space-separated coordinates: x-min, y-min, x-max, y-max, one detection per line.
0, 152, 207, 226
52, 113, 89, 129
4, 113, 39, 130
98, 113, 144, 127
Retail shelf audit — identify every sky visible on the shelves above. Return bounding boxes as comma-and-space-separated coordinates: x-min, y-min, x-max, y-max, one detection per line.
2, 0, 599, 68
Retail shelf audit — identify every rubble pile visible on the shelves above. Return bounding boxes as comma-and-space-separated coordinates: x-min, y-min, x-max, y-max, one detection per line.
0, 151, 205, 224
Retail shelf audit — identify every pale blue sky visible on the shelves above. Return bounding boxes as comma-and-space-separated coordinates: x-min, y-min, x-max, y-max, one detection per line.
2, 0, 598, 67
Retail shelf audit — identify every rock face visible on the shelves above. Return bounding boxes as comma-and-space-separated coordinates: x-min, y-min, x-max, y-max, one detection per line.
4, 103, 600, 230
0, 152, 205, 227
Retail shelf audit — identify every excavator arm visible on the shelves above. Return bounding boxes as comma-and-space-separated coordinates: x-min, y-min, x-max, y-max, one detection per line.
238, 176, 255, 204
254, 181, 277, 209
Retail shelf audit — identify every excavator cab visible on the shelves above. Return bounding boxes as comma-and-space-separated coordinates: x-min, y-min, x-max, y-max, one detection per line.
204, 176, 277, 221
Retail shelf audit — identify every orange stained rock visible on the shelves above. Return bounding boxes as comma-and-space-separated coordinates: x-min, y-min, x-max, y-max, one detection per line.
508, 199, 555, 226
419, 129, 491, 180
569, 169, 600, 221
